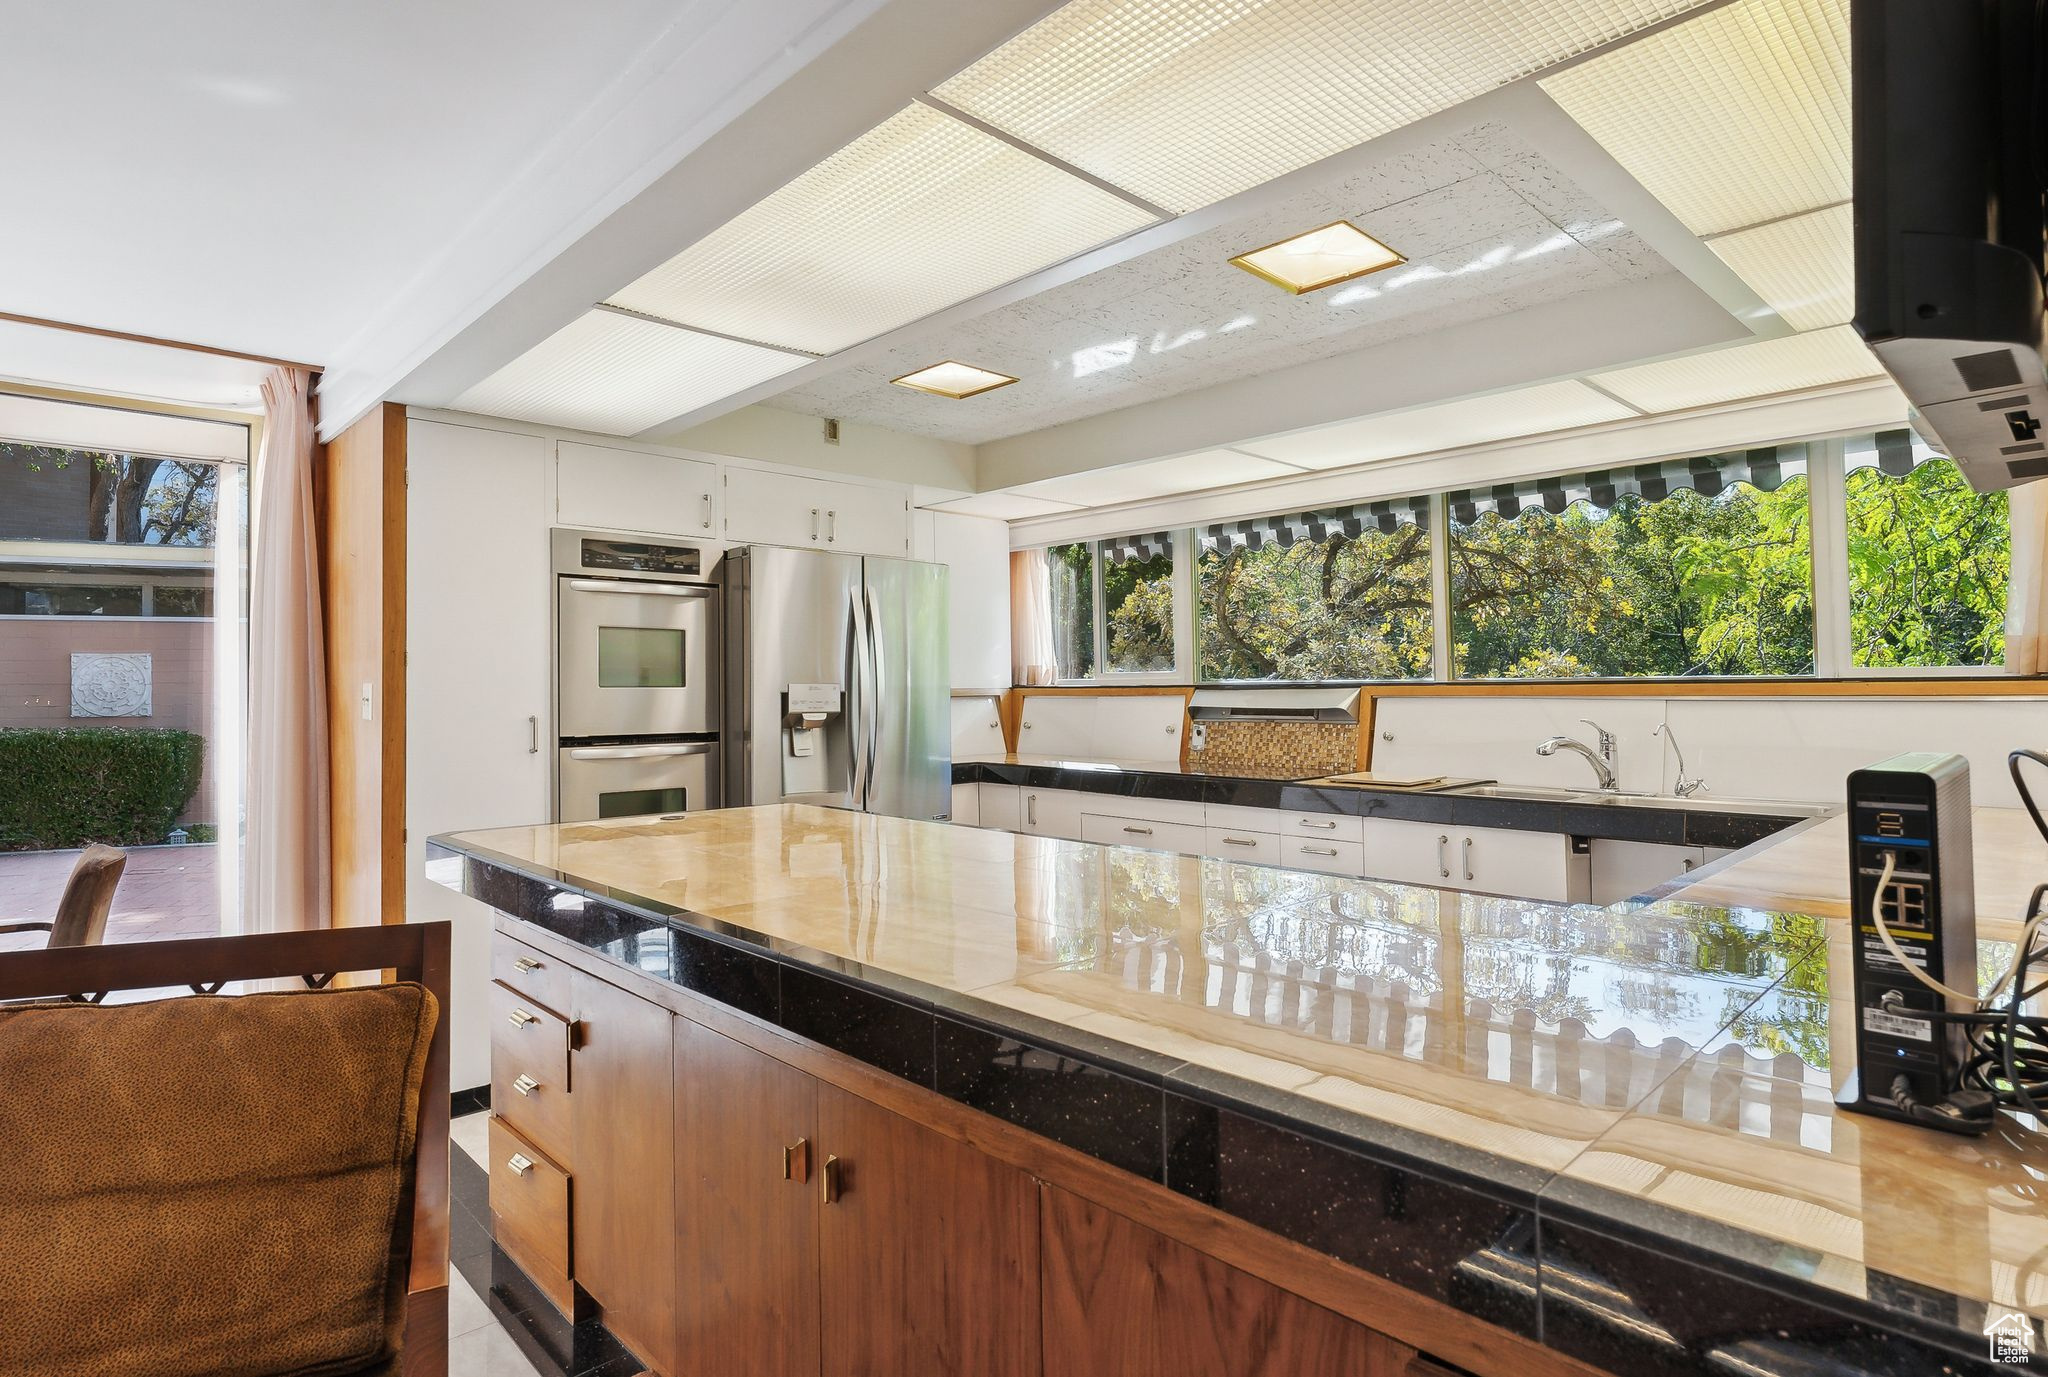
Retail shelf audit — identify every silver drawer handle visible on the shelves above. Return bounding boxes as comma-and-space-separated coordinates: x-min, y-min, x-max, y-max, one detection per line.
564, 578, 710, 598
1437, 834, 1450, 879
512, 1074, 539, 1097
507, 1008, 539, 1029
566, 742, 713, 761
512, 956, 542, 974
1123, 825, 1153, 836
1302, 846, 1340, 857
1462, 835, 1474, 883
507, 1153, 533, 1176
1298, 818, 1338, 830
1222, 836, 1257, 847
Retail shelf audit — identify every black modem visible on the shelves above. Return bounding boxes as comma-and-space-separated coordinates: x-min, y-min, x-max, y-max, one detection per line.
1836, 752, 1987, 1134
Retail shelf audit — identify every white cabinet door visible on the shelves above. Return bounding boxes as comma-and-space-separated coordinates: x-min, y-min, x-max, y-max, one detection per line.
977, 783, 1021, 831
816, 477, 911, 557
1462, 827, 1588, 903
1021, 787, 1087, 840
950, 783, 979, 827
1359, 818, 1458, 888
405, 418, 554, 1091
556, 441, 717, 537
723, 467, 826, 549
1589, 840, 1708, 904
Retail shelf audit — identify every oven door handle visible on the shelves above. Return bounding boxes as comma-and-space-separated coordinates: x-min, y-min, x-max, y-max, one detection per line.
563, 579, 712, 598
564, 743, 715, 761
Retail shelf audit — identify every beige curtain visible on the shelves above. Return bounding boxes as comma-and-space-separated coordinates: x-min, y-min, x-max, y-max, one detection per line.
245, 366, 331, 932
1010, 548, 1057, 685
2009, 482, 2048, 674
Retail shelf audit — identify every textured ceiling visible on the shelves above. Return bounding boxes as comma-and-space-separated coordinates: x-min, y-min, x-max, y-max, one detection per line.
769, 120, 1674, 444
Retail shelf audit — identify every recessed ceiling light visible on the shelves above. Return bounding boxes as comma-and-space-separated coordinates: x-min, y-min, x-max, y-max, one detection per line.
1229, 221, 1404, 295
890, 360, 1019, 399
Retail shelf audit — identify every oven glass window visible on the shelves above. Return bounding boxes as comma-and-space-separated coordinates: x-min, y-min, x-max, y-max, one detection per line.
597, 627, 686, 687
598, 787, 687, 819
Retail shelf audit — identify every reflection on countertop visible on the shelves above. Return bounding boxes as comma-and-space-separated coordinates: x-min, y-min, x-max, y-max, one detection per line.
437, 802, 2048, 1373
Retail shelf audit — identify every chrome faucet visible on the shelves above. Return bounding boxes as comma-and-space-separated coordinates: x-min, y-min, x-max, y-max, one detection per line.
1656, 722, 1707, 797
1537, 718, 1618, 791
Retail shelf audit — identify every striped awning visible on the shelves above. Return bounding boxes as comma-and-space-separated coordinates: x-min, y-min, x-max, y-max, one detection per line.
1446, 442, 1810, 524
1846, 428, 1928, 476
1100, 530, 1172, 565
1199, 498, 1429, 554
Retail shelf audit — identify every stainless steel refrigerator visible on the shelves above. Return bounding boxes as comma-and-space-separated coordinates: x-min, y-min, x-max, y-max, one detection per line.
723, 545, 950, 821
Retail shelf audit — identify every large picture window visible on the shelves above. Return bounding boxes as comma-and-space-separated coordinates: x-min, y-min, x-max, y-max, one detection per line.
1197, 502, 1432, 681
1032, 428, 2018, 686
1843, 432, 2008, 669
1448, 448, 1814, 678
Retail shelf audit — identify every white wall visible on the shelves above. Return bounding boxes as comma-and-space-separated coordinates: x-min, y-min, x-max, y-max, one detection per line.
1376, 693, 2048, 809
920, 510, 1011, 691
653, 402, 976, 490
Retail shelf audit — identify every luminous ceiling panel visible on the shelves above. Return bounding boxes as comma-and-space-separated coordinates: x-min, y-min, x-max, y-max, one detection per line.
1013, 449, 1305, 507
934, 0, 1712, 214
1541, 0, 1849, 235
1238, 380, 1638, 470
1586, 324, 1882, 413
1707, 202, 1852, 331
926, 491, 1083, 520
607, 103, 1157, 354
451, 310, 806, 436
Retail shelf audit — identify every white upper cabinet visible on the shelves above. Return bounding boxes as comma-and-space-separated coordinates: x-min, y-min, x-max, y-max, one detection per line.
556, 440, 717, 538
723, 465, 910, 557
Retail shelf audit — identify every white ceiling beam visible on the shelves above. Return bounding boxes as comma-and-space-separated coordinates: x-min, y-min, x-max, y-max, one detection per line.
338, 0, 1068, 439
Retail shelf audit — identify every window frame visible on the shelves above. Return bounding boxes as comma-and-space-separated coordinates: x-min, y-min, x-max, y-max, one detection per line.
1031, 426, 2022, 688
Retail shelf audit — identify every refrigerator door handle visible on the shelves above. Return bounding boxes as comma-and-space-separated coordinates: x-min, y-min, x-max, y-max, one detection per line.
863, 583, 884, 794
847, 583, 870, 808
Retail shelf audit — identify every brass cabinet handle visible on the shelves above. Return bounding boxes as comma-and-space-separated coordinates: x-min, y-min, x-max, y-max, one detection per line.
507, 1008, 539, 1029
512, 1074, 539, 1097
783, 1137, 809, 1182
1122, 825, 1152, 836
821, 1154, 841, 1204
507, 1153, 533, 1176
1299, 817, 1338, 830
1222, 836, 1257, 847
512, 956, 542, 974
1302, 845, 1340, 857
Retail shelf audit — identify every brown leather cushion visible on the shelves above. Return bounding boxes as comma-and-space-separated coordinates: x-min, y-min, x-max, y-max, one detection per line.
0, 983, 438, 1377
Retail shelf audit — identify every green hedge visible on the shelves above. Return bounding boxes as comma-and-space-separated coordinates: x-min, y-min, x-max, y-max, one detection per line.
0, 727, 205, 851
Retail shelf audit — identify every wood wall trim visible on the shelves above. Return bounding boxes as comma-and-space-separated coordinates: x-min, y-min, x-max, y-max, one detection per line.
320, 404, 408, 926
501, 917, 1612, 1377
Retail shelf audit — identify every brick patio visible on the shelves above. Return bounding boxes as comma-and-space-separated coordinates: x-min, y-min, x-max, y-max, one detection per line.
0, 843, 219, 949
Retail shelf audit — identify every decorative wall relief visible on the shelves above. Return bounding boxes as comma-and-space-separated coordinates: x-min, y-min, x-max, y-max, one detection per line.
70, 652, 152, 718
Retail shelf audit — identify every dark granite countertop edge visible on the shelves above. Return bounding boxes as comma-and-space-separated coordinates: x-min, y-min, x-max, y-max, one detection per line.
950, 761, 1813, 850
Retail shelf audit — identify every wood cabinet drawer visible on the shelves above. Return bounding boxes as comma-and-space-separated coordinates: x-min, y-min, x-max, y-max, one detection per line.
1204, 827, 1277, 864
1279, 809, 1365, 845
488, 1116, 573, 1316
1277, 837, 1365, 876
491, 980, 573, 1165
1082, 815, 1207, 855
492, 933, 574, 1019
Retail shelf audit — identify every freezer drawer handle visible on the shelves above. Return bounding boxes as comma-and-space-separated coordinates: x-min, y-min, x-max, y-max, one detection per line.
563, 578, 712, 598
565, 743, 714, 760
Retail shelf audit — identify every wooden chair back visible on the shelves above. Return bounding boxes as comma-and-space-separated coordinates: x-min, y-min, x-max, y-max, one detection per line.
49, 844, 126, 947
0, 923, 452, 1377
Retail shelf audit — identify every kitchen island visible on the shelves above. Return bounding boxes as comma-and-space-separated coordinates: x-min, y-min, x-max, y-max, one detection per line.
431, 803, 2048, 1377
